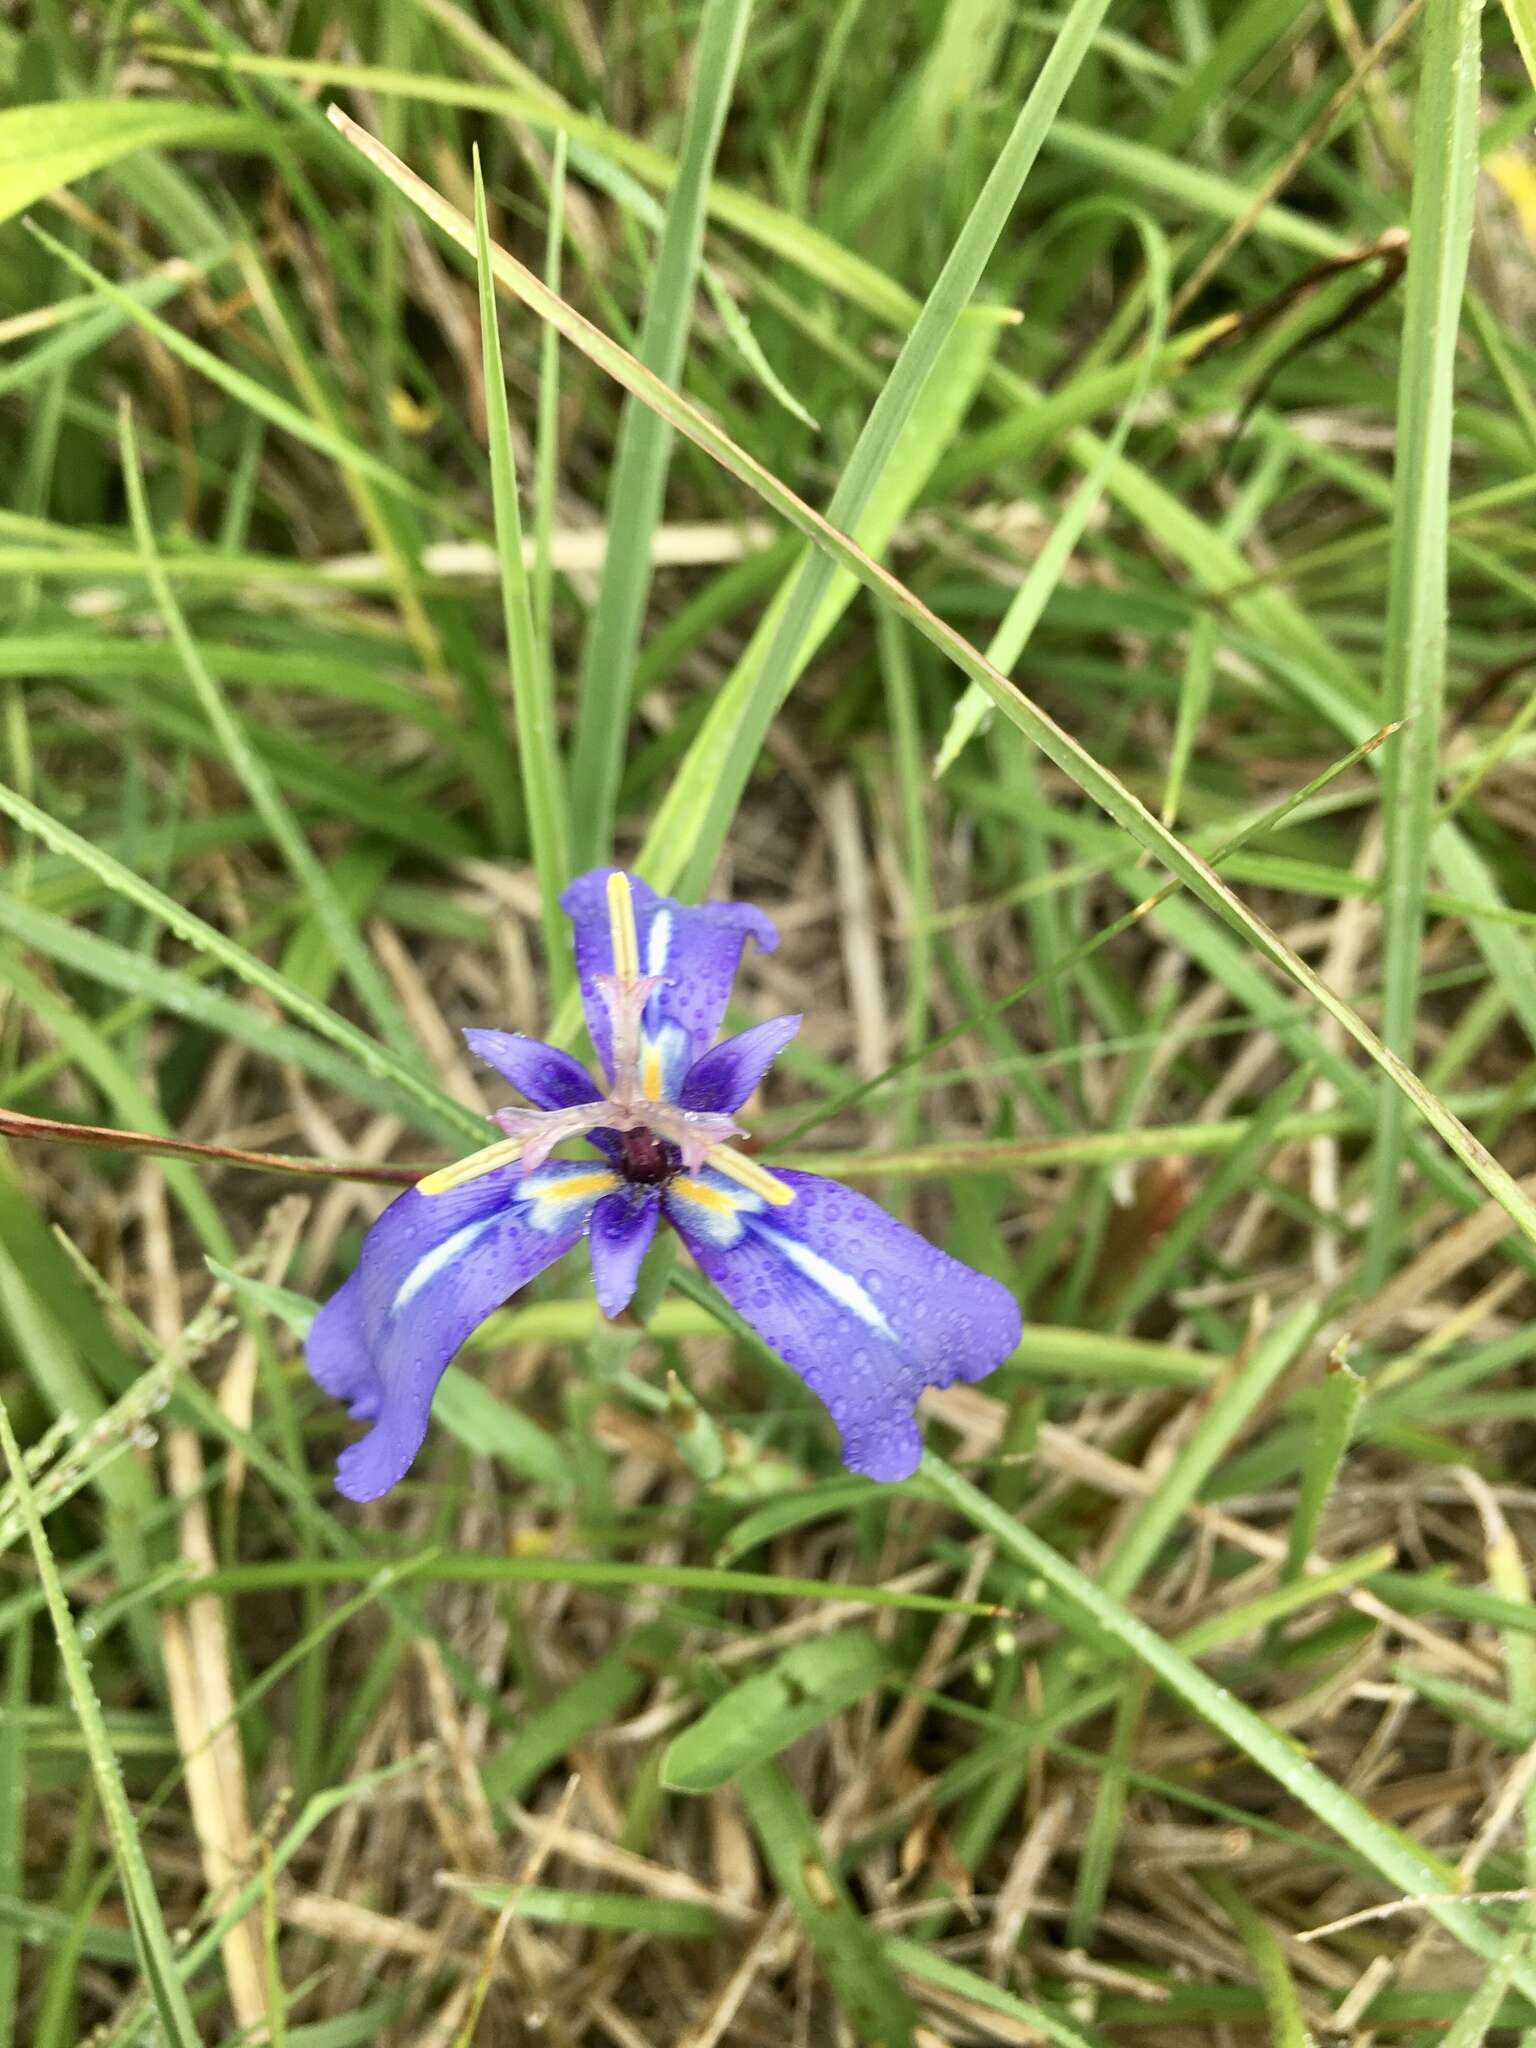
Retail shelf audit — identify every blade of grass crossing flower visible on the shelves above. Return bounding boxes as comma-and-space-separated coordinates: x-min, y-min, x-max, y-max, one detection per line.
1366, 0, 1482, 1289
567, 0, 753, 865
118, 404, 427, 1074
918, 1450, 1536, 1995
326, 114, 1536, 1253
0, 1395, 202, 2047
0, 781, 484, 1146
472, 152, 572, 1002
934, 201, 1170, 777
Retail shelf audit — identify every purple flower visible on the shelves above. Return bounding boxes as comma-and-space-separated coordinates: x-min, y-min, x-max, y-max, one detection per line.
306, 870, 1020, 1501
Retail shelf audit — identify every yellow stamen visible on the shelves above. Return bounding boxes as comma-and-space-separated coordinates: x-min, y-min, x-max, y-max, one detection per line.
607, 870, 640, 983
417, 1134, 524, 1196
710, 1146, 795, 1207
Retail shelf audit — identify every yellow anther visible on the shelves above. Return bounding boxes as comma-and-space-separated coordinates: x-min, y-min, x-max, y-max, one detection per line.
607, 870, 640, 983
710, 1146, 795, 1207
416, 1134, 525, 1196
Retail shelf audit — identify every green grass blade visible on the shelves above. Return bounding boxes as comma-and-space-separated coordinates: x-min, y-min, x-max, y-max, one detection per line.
1365, 0, 1483, 1286
919, 1450, 1536, 1996
1279, 1358, 1366, 1595
0, 779, 482, 1145
733, 1739, 918, 2044
0, 99, 263, 221
661, 1631, 887, 1793
934, 202, 1170, 777
532, 129, 567, 660
472, 150, 572, 1000
118, 402, 426, 1072
1100, 1303, 1320, 1601
24, 220, 444, 520
0, 1616, 29, 2047
567, 0, 753, 864
0, 1396, 202, 2046
635, 304, 1002, 907
329, 112, 1536, 1256
672, 0, 1117, 890
1201, 1874, 1314, 2048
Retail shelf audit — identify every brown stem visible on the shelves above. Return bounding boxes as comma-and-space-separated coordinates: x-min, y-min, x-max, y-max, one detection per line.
0, 1109, 425, 1187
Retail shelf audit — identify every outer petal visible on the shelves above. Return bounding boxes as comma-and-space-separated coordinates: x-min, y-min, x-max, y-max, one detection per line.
679, 1014, 801, 1116
588, 1184, 661, 1318
306, 1271, 379, 1419
561, 868, 778, 1091
306, 1161, 617, 1501
664, 1169, 1020, 1482
464, 1028, 603, 1111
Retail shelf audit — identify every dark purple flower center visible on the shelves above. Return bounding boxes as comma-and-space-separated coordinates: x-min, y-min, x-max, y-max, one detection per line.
618, 1127, 680, 1185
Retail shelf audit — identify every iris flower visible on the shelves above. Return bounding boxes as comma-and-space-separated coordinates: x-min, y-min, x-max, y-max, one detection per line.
307, 869, 1020, 1500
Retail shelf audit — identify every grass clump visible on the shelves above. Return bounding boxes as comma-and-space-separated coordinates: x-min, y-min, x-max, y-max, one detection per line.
3, 1, 1536, 2039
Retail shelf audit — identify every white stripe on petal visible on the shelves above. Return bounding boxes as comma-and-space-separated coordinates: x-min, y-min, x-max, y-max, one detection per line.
769, 1234, 896, 1338
391, 1215, 499, 1316
645, 908, 672, 978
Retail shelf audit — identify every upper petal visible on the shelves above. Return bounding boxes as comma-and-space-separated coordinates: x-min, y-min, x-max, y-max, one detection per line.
306, 1161, 616, 1501
561, 867, 778, 1089
464, 1028, 603, 1111
664, 1169, 1020, 1481
679, 1014, 801, 1116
